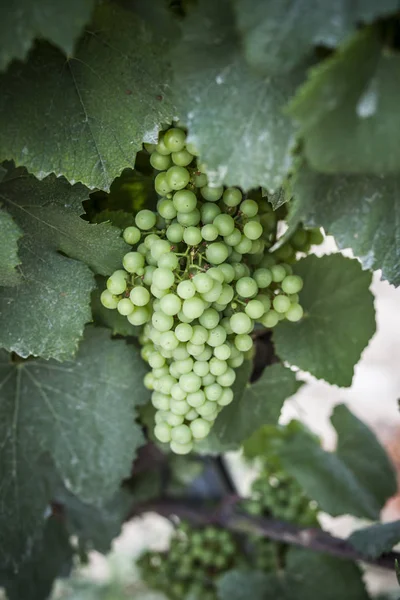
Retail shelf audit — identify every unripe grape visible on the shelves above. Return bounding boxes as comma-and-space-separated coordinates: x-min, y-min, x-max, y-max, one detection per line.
175, 322, 193, 342
183, 226, 202, 246
177, 208, 201, 226
285, 303, 304, 322
240, 199, 258, 217
190, 418, 211, 439
201, 224, 219, 241
236, 276, 258, 298
150, 151, 172, 171
154, 422, 172, 443
177, 280, 196, 299
217, 368, 236, 387
166, 166, 190, 190
164, 127, 186, 152
182, 296, 205, 319
179, 372, 201, 393
160, 293, 182, 316
170, 440, 193, 455
201, 185, 223, 201
171, 149, 193, 166
213, 344, 231, 360
173, 189, 197, 213
245, 299, 265, 319
204, 383, 223, 401
100, 289, 119, 309
152, 311, 174, 332
153, 267, 174, 289
206, 242, 229, 265
261, 310, 279, 328
201, 202, 221, 224
123, 226, 141, 245
223, 187, 242, 207
282, 275, 303, 295
123, 252, 145, 274
271, 264, 287, 282
166, 223, 184, 243
158, 253, 179, 270
244, 221, 263, 240
217, 388, 234, 406
199, 308, 220, 329
187, 390, 206, 407
117, 298, 134, 316
155, 172, 172, 195
273, 294, 291, 313
190, 325, 208, 345
193, 273, 214, 294
213, 214, 235, 236
135, 209, 157, 230
230, 312, 252, 334
130, 286, 150, 306
207, 326, 227, 347
157, 198, 177, 220
234, 334, 253, 352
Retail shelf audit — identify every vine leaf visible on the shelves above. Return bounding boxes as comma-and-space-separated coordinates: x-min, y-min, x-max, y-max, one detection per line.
273, 254, 376, 386
0, 516, 74, 600
171, 0, 303, 192
0, 327, 147, 568
217, 570, 287, 600
276, 404, 397, 520
290, 163, 400, 287
0, 168, 130, 360
213, 363, 301, 446
0, 2, 175, 191
288, 27, 400, 174
0, 0, 95, 71
233, 0, 398, 75
285, 548, 370, 600
349, 520, 400, 559
0, 209, 23, 286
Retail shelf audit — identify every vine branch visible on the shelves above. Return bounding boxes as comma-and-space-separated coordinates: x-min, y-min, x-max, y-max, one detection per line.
131, 496, 399, 571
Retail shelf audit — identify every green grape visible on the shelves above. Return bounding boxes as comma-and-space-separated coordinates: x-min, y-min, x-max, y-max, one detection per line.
172, 344, 190, 361
206, 242, 229, 265
100, 289, 119, 309
245, 299, 265, 319
198, 308, 219, 329
157, 198, 177, 220
190, 325, 209, 345
175, 322, 193, 342
135, 209, 157, 230
193, 361, 210, 377
207, 326, 227, 347
130, 286, 150, 306
171, 149, 193, 166
209, 357, 227, 376
153, 267, 175, 289
234, 333, 253, 352
240, 199, 258, 217
201, 185, 223, 201
213, 213, 235, 236
160, 330, 180, 351
174, 357, 194, 374
185, 408, 199, 421
223, 187, 242, 207
244, 221, 263, 240
151, 240, 173, 261
236, 276, 258, 298
150, 151, 172, 171
152, 392, 170, 410
148, 353, 165, 369
183, 226, 202, 246
154, 422, 172, 443
273, 294, 291, 313
207, 266, 225, 283
182, 296, 205, 319
197, 400, 219, 417
260, 310, 279, 328
155, 172, 172, 195
164, 127, 186, 152
217, 368, 236, 387
117, 298, 134, 316
160, 293, 182, 316
179, 372, 202, 393
128, 306, 150, 325
170, 383, 186, 401
152, 311, 174, 332
201, 224, 219, 241
170, 440, 193, 454
291, 227, 308, 249
166, 222, 184, 243
187, 389, 206, 407
256, 294, 271, 312
156, 136, 171, 156
193, 273, 214, 294
151, 283, 167, 299
187, 341, 205, 356
123, 251, 145, 274
224, 228, 242, 247
158, 253, 179, 270
107, 273, 127, 295
270, 264, 287, 282
285, 303, 304, 322
282, 274, 303, 295
166, 166, 190, 190
170, 398, 190, 415
193, 171, 208, 187
213, 344, 231, 360
308, 227, 324, 245
217, 283, 234, 305
234, 235, 252, 254
201, 202, 221, 224
172, 189, 197, 213
254, 268, 272, 288
123, 226, 141, 245
204, 383, 222, 401
177, 208, 201, 227
230, 312, 252, 334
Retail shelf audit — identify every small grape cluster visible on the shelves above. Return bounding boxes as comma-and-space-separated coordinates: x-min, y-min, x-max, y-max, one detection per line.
101, 125, 315, 454
138, 522, 240, 600
244, 460, 319, 527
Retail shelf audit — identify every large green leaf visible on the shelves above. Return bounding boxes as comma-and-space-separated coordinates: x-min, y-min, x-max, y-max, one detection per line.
0, 327, 146, 567
349, 520, 400, 558
0, 208, 22, 286
0, 168, 130, 360
0, 516, 74, 600
217, 570, 287, 600
288, 27, 400, 174
213, 363, 301, 446
290, 164, 400, 287
273, 254, 376, 386
171, 0, 302, 192
0, 3, 175, 190
277, 404, 396, 519
285, 548, 370, 600
233, 0, 398, 75
0, 0, 94, 71
0, 169, 129, 276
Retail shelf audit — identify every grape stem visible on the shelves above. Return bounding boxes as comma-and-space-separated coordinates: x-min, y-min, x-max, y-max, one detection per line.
130, 496, 399, 571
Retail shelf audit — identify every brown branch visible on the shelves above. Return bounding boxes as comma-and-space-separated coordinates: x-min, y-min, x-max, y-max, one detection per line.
131, 496, 400, 571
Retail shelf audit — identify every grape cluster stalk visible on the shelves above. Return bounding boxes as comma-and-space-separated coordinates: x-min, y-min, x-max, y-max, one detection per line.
101, 125, 322, 454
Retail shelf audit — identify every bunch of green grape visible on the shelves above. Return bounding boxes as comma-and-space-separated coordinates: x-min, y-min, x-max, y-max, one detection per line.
138, 522, 240, 600
244, 460, 319, 527
101, 125, 322, 454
